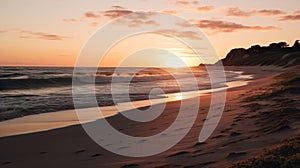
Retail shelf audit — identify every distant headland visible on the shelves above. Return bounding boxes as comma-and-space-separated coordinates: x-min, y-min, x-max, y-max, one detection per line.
202, 40, 300, 67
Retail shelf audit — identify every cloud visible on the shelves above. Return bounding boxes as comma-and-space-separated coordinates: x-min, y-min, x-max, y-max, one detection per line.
19, 31, 69, 40
111, 5, 125, 9
179, 19, 280, 33
257, 9, 286, 16
102, 8, 160, 27
163, 10, 179, 14
90, 22, 100, 27
0, 30, 6, 33
122, 11, 155, 20
103, 9, 133, 19
128, 19, 159, 27
225, 7, 287, 18
175, 0, 199, 5
62, 18, 81, 22
294, 11, 300, 15
119, 12, 160, 27
63, 6, 160, 27
226, 7, 253, 17
278, 14, 300, 21
197, 6, 214, 12
165, 0, 199, 6
62, 6, 133, 23
155, 29, 201, 40
85, 11, 101, 18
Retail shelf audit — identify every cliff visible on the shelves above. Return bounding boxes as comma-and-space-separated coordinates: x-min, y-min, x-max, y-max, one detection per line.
215, 40, 300, 67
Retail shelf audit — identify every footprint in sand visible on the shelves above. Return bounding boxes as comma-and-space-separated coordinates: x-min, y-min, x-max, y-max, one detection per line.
138, 139, 147, 143
2, 161, 12, 165
230, 132, 242, 136
225, 109, 232, 112
226, 152, 248, 159
197, 161, 217, 166
75, 149, 86, 154
118, 146, 129, 150
39, 151, 47, 155
211, 134, 225, 139
231, 123, 237, 126
193, 142, 206, 147
167, 151, 190, 157
121, 164, 139, 168
220, 128, 232, 133
91, 153, 101, 157
193, 151, 215, 157
175, 127, 189, 131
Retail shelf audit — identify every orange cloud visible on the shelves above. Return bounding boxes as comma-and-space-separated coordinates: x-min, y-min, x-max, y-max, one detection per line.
175, 0, 198, 5
279, 14, 300, 21
63, 6, 161, 28
226, 7, 253, 17
155, 29, 201, 40
85, 11, 101, 18
163, 10, 180, 14
19, 31, 69, 40
179, 19, 280, 33
103, 9, 133, 18
90, 22, 100, 27
257, 9, 286, 16
225, 7, 287, 18
118, 12, 160, 27
294, 11, 300, 15
110, 5, 125, 9
62, 18, 81, 22
197, 6, 214, 12
128, 19, 159, 27
62, 6, 133, 23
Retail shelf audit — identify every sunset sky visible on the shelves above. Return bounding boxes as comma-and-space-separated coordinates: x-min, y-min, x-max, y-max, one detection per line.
0, 0, 299, 67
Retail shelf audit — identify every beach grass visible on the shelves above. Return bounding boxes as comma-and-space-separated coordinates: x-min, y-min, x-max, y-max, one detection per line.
230, 135, 300, 168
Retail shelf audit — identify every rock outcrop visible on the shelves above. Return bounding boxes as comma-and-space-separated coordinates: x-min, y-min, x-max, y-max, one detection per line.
215, 40, 300, 67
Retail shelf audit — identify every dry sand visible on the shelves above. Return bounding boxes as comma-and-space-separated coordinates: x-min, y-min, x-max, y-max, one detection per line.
1, 66, 298, 168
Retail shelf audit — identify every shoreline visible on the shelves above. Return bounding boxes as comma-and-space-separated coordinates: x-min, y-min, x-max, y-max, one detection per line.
0, 66, 291, 168
0, 67, 252, 137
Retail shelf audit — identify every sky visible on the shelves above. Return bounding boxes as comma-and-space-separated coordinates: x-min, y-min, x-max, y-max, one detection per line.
0, 0, 299, 67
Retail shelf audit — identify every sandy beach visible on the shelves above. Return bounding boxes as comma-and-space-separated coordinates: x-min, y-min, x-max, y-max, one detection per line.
1, 66, 298, 168
1, 0, 300, 167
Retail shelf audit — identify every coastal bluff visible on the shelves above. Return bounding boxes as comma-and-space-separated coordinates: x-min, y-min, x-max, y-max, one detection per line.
215, 40, 300, 67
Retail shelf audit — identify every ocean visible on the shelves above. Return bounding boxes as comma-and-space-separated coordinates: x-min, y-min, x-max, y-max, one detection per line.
0, 66, 244, 121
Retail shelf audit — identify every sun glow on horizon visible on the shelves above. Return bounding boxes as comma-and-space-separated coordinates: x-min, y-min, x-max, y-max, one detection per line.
96, 33, 201, 68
